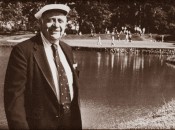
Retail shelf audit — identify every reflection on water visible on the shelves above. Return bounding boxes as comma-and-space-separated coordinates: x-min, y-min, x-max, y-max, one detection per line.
74, 51, 175, 129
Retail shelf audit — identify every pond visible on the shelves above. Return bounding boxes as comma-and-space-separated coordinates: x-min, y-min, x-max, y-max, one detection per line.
74, 50, 175, 129
0, 47, 175, 129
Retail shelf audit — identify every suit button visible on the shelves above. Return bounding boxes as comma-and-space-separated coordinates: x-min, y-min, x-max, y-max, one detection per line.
56, 115, 59, 118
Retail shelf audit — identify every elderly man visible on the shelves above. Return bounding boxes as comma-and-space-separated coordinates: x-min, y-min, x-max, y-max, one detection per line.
4, 4, 82, 130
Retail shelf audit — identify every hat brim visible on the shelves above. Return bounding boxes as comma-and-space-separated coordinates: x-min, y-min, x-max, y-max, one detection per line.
35, 4, 70, 19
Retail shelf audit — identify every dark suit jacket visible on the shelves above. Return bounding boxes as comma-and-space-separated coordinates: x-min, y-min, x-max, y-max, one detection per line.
4, 34, 82, 129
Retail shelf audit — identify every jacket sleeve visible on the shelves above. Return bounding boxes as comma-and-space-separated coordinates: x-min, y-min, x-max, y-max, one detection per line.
4, 45, 29, 129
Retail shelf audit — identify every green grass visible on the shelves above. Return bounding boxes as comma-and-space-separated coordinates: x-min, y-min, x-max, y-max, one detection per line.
0, 33, 144, 46
62, 33, 144, 41
0, 32, 173, 43
118, 99, 175, 129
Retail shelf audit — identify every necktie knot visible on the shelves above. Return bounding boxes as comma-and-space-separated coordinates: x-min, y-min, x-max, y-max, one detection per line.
51, 44, 58, 51
51, 44, 58, 57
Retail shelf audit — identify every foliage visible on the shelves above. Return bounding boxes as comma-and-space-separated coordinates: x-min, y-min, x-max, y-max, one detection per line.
0, 0, 175, 34
22, 1, 46, 31
0, 1, 25, 31
66, 7, 79, 34
74, 1, 112, 33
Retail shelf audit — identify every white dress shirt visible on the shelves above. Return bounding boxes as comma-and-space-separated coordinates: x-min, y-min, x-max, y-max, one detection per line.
41, 32, 73, 102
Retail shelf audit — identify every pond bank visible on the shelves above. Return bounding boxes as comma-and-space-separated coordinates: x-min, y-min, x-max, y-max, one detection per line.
166, 56, 175, 64
118, 99, 175, 129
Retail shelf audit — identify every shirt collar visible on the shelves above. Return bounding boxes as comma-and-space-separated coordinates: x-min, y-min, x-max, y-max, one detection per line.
40, 32, 59, 48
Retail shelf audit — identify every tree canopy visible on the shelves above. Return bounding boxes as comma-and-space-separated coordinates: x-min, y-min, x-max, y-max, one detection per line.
0, 0, 174, 34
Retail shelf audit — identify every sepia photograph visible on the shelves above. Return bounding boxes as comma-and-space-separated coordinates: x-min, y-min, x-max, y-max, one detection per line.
0, 0, 175, 129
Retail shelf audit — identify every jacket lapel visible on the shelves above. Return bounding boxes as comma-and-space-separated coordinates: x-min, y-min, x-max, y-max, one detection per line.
32, 37, 78, 102
33, 34, 57, 97
59, 41, 74, 68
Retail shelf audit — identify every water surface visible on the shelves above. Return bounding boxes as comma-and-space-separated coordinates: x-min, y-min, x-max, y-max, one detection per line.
74, 51, 175, 129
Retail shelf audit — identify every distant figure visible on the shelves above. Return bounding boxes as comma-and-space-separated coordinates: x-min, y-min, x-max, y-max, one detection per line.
124, 26, 127, 33
124, 27, 127, 34
115, 28, 118, 34
63, 32, 67, 36
142, 27, 145, 34
111, 31, 115, 35
105, 28, 108, 34
107, 30, 110, 34
90, 28, 94, 37
97, 36, 102, 45
162, 35, 164, 42
149, 33, 153, 42
128, 31, 132, 42
116, 31, 120, 41
79, 31, 82, 35
136, 26, 142, 36
111, 32, 115, 46
121, 26, 124, 34
134, 25, 137, 33
125, 33, 129, 42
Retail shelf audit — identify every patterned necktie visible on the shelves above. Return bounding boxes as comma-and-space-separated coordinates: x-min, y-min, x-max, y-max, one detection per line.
51, 44, 71, 113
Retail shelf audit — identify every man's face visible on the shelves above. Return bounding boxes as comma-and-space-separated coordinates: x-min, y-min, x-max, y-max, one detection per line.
40, 10, 67, 42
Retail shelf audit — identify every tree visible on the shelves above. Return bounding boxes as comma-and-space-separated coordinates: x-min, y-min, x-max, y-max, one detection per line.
22, 1, 46, 31
0, 1, 25, 32
152, 7, 168, 33
75, 0, 112, 33
66, 6, 80, 34
0, 0, 175, 34
167, 4, 175, 34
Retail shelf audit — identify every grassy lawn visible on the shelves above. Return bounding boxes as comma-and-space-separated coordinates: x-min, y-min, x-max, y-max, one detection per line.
62, 33, 144, 41
0, 33, 144, 42
0, 32, 174, 47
